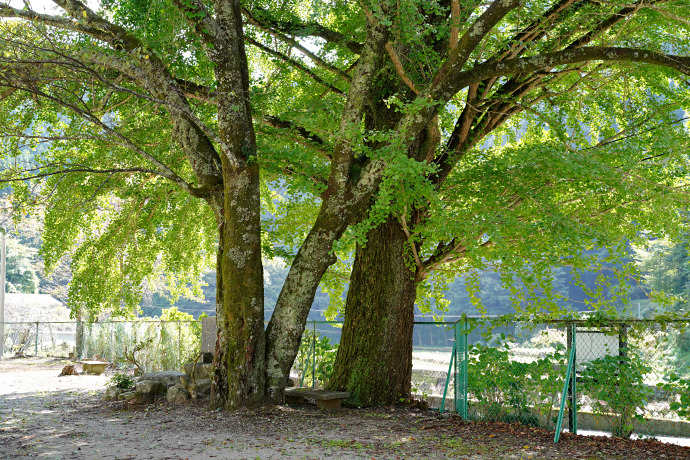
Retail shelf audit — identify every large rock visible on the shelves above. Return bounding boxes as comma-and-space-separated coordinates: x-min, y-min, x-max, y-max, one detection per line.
183, 362, 213, 381
192, 378, 212, 399
135, 380, 166, 396
118, 391, 136, 401
138, 371, 184, 388
103, 386, 122, 401
167, 384, 190, 404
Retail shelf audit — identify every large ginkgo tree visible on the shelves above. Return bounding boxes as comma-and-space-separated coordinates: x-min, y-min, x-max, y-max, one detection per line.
1, 0, 689, 409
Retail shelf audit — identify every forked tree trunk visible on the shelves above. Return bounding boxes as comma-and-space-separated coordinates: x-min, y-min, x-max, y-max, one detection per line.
328, 217, 417, 406
211, 163, 265, 409
264, 201, 352, 401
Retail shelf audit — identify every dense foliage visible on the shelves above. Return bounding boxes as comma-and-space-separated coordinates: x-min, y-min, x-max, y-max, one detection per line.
2, 0, 690, 407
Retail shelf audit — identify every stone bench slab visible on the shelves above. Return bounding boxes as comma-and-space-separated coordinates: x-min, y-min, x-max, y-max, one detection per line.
81, 361, 108, 375
283, 388, 350, 409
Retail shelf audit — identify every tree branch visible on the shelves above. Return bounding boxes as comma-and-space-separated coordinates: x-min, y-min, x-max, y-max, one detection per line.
2, 76, 206, 197
443, 47, 690, 100
385, 42, 419, 94
433, 0, 522, 87
243, 7, 352, 82
0, 165, 160, 182
245, 36, 345, 95
448, 0, 461, 51
2, 0, 228, 180
241, 6, 364, 54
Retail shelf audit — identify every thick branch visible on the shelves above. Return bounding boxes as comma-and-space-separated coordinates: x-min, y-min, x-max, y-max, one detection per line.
245, 36, 345, 95
241, 6, 363, 54
440, 47, 690, 101
243, 8, 352, 82
433, 0, 522, 87
385, 42, 419, 94
0, 165, 160, 182
262, 115, 329, 148
329, 12, 390, 201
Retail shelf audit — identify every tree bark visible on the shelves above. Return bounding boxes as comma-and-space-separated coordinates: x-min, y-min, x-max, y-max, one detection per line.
264, 199, 351, 401
211, 163, 265, 409
328, 217, 417, 406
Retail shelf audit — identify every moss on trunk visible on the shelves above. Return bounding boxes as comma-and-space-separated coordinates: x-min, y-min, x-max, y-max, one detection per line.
328, 217, 416, 407
211, 163, 265, 409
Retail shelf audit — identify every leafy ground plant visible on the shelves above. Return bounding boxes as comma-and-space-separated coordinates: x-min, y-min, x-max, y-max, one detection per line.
657, 373, 690, 420
467, 342, 565, 427
295, 331, 338, 388
107, 372, 134, 390
579, 351, 652, 438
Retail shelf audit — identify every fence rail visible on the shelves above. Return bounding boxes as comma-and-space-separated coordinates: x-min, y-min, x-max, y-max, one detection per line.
1, 316, 688, 442
0, 320, 201, 372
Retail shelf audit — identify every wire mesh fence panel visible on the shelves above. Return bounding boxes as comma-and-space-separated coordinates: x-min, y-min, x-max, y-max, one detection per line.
575, 320, 690, 440
458, 318, 569, 430
450, 317, 690, 442
291, 321, 342, 388
82, 321, 201, 372
0, 321, 76, 357
411, 322, 455, 400
36, 321, 77, 357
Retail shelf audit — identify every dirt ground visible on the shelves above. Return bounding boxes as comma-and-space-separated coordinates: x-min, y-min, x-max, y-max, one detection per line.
1, 357, 689, 459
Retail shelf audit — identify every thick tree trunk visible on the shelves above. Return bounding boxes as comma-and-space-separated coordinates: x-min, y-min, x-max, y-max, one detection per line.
264, 201, 351, 401
328, 217, 417, 406
211, 163, 265, 409
263, 15, 393, 403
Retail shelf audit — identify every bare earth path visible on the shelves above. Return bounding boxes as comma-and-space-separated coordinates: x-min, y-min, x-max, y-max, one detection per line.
1, 357, 689, 459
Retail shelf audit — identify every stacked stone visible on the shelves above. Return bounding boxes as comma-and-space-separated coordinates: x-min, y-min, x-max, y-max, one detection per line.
103, 358, 214, 404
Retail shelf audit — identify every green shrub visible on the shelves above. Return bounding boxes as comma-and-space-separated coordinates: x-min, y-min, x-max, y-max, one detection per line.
656, 373, 690, 420
296, 330, 338, 388
579, 352, 652, 438
108, 372, 135, 390
468, 343, 544, 426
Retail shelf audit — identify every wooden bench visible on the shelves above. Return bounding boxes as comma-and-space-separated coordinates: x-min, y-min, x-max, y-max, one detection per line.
283, 387, 350, 409
81, 361, 108, 375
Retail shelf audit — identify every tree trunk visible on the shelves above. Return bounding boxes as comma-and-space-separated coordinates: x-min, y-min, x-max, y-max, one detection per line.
75, 308, 84, 360
264, 200, 351, 401
211, 163, 265, 409
328, 217, 417, 406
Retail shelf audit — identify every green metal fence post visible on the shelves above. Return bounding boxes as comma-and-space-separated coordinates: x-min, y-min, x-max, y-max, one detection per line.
570, 322, 577, 435
555, 322, 577, 443
452, 316, 468, 418
460, 316, 468, 419
34, 321, 39, 356
311, 322, 316, 389
439, 341, 456, 413
453, 319, 458, 414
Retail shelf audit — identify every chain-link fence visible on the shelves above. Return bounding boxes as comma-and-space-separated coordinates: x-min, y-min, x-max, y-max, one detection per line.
0, 320, 201, 372
0, 321, 77, 358
83, 320, 201, 372
573, 319, 690, 440
451, 318, 570, 427
2, 316, 689, 442
445, 317, 690, 442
